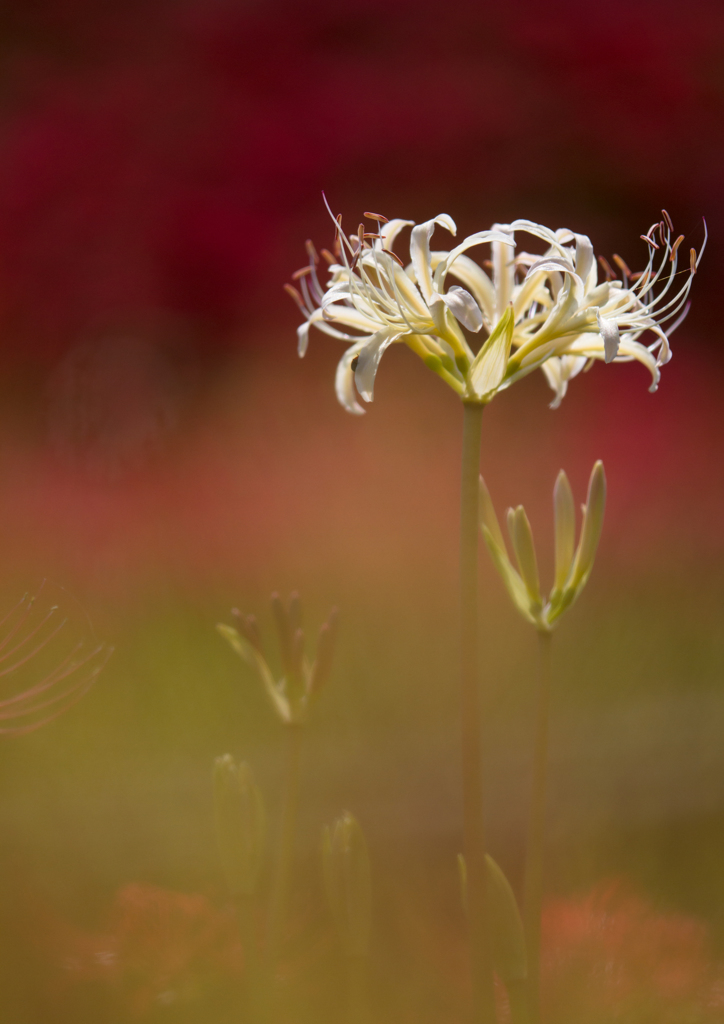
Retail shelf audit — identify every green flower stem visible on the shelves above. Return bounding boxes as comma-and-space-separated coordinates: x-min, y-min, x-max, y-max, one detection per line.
345, 953, 369, 1024
266, 722, 303, 971
235, 893, 265, 1015
506, 979, 531, 1024
523, 630, 553, 1024
459, 401, 496, 1024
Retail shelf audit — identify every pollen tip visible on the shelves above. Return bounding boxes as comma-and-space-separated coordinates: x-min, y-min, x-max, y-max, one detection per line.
690, 248, 697, 274
662, 209, 674, 232
381, 248, 404, 267
364, 211, 389, 223
640, 234, 659, 249
669, 235, 684, 262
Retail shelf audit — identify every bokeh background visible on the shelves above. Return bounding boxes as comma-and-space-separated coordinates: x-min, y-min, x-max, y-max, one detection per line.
0, 0, 722, 1020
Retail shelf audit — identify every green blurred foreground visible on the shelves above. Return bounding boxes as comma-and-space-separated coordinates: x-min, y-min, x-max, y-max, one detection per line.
0, 342, 722, 1021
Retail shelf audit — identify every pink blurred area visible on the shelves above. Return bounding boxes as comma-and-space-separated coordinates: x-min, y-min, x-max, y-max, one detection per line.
0, 0, 718, 597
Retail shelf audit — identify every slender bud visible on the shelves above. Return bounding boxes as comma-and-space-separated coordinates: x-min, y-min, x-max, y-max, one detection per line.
270, 592, 294, 677
288, 591, 302, 635
322, 811, 372, 958
570, 460, 606, 590
232, 609, 263, 653
457, 852, 468, 916
508, 506, 542, 611
308, 607, 339, 697
485, 854, 527, 984
214, 755, 266, 896
553, 470, 575, 593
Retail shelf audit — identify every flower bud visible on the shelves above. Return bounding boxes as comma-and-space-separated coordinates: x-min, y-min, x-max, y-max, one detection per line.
308, 607, 339, 698
322, 811, 372, 958
485, 854, 527, 984
214, 755, 266, 897
480, 460, 606, 631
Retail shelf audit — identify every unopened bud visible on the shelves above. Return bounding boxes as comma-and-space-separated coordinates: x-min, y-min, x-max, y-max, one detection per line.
270, 592, 293, 677
232, 609, 263, 653
309, 608, 339, 697
214, 755, 266, 897
322, 811, 371, 958
288, 592, 302, 635
485, 854, 527, 984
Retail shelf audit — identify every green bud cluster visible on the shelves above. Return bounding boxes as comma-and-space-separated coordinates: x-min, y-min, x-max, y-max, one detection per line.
217, 592, 338, 724
480, 460, 606, 632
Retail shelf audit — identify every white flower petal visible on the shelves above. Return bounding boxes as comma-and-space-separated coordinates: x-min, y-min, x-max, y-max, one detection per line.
409, 214, 457, 302
335, 343, 367, 416
574, 233, 595, 291
379, 218, 414, 251
596, 311, 620, 363
354, 329, 399, 402
439, 285, 484, 333
297, 322, 310, 357
469, 306, 515, 400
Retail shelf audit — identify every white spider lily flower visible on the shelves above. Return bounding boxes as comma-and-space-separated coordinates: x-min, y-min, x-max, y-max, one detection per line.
287, 205, 704, 413
479, 461, 606, 632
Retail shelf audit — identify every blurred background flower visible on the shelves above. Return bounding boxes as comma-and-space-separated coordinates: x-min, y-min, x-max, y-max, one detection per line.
0, 0, 721, 1021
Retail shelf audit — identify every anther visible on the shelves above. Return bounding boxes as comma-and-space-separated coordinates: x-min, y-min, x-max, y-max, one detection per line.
364, 212, 389, 223
690, 248, 697, 274
598, 255, 615, 281
669, 235, 684, 262
320, 249, 335, 264
291, 266, 312, 280
640, 234, 659, 249
381, 248, 404, 267
662, 209, 674, 232
305, 239, 319, 264
612, 254, 632, 280
284, 283, 306, 311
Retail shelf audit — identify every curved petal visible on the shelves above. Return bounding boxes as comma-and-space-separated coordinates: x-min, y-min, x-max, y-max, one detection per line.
335, 342, 368, 415
409, 214, 457, 303
435, 230, 515, 294
573, 233, 596, 291
441, 253, 496, 325
297, 322, 310, 357
354, 328, 400, 402
438, 285, 484, 333
379, 218, 414, 251
596, 311, 620, 363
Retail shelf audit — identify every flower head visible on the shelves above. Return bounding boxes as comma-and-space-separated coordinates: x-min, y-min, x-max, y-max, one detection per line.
480, 461, 606, 632
217, 592, 338, 725
287, 204, 704, 412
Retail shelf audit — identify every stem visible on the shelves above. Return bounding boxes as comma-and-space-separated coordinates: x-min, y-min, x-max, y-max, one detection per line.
459, 401, 496, 1024
266, 722, 303, 971
507, 979, 532, 1024
236, 893, 265, 1016
345, 953, 369, 1024
522, 631, 553, 1024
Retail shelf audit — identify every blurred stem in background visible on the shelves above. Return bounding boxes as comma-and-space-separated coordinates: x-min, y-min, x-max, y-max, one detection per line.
266, 722, 303, 971
459, 401, 496, 1024
522, 631, 552, 1024
323, 811, 372, 1024
213, 755, 267, 1014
